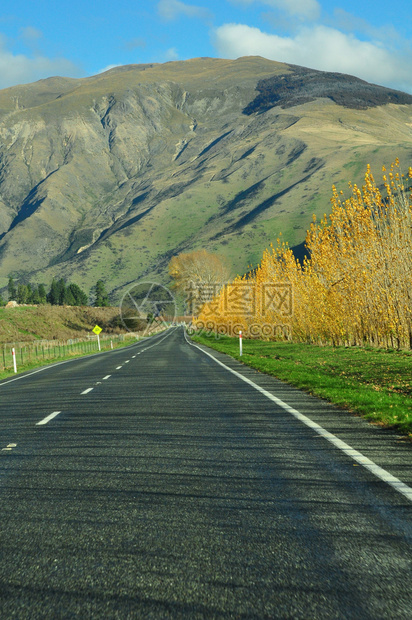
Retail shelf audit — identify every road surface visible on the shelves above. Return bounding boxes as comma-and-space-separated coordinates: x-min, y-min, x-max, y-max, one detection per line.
0, 326, 411, 618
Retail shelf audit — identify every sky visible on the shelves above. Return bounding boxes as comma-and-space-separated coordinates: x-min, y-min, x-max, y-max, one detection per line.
0, 0, 411, 93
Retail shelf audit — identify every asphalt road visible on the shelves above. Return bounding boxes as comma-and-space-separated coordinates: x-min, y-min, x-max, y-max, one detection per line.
0, 326, 411, 619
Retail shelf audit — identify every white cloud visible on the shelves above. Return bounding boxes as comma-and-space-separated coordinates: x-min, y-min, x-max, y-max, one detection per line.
20, 26, 43, 44
165, 47, 179, 61
213, 23, 412, 93
263, 0, 320, 20
124, 37, 147, 51
96, 64, 121, 75
157, 0, 212, 21
0, 35, 82, 90
229, 0, 320, 20
332, 9, 400, 45
273, 0, 320, 20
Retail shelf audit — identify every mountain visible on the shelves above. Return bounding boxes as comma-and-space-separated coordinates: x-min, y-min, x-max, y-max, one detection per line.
0, 56, 411, 301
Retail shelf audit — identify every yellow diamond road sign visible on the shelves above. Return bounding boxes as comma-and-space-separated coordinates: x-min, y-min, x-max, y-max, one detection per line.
93, 325, 102, 335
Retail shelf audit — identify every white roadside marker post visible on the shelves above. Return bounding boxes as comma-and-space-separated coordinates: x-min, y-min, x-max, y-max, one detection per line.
97, 333, 101, 352
110, 340, 113, 349
12, 347, 17, 373
239, 330, 243, 356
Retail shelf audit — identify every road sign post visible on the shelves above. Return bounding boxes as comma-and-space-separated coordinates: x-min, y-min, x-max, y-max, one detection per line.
92, 325, 102, 351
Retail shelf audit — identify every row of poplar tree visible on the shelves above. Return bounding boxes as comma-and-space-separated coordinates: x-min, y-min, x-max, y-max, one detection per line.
0, 277, 109, 307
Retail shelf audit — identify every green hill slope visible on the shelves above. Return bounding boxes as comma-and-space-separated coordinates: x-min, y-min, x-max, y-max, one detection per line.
0, 56, 411, 300
0, 305, 124, 344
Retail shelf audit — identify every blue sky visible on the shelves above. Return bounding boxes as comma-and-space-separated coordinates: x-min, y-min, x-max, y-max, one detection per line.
0, 0, 411, 92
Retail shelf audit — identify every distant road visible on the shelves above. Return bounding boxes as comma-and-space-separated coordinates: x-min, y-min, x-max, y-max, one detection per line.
1, 327, 411, 618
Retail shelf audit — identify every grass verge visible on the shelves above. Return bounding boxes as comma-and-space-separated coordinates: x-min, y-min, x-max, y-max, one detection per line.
0, 330, 164, 383
191, 332, 412, 437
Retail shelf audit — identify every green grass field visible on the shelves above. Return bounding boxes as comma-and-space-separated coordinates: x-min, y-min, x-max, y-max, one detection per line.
0, 305, 169, 381
0, 334, 138, 381
0, 327, 170, 382
191, 332, 412, 436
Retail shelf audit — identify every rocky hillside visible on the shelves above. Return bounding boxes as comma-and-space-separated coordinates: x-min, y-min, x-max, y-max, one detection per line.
0, 56, 411, 301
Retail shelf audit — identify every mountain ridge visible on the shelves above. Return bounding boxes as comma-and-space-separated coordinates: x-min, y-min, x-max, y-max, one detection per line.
0, 56, 411, 301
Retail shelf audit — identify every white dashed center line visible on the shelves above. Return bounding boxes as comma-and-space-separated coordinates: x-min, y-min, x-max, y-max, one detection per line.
81, 388, 94, 395
36, 412, 61, 426
116, 366, 122, 370
103, 375, 111, 380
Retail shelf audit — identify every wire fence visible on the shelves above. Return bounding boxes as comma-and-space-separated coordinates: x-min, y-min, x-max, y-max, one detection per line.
0, 333, 133, 373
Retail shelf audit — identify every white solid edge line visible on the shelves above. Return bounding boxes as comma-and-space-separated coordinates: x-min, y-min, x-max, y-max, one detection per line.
36, 411, 61, 426
81, 387, 93, 394
185, 331, 412, 503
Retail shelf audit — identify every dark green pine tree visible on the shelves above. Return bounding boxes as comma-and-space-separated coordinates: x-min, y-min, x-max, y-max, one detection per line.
94, 280, 109, 307
57, 279, 67, 305
47, 279, 60, 305
26, 283, 33, 303
30, 286, 41, 305
63, 287, 76, 306
38, 284, 47, 304
0, 292, 6, 306
17, 283, 28, 304
67, 283, 88, 306
7, 276, 17, 301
